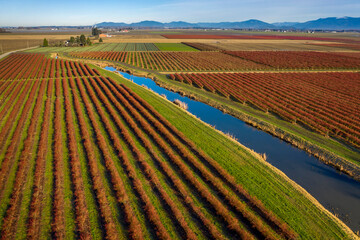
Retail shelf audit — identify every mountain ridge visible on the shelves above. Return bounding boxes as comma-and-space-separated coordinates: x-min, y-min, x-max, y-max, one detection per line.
94, 17, 360, 30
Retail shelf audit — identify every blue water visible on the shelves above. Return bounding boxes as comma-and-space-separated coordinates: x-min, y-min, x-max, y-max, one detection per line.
105, 67, 360, 233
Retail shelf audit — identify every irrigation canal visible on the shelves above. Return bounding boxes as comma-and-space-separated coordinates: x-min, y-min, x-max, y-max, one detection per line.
105, 66, 360, 233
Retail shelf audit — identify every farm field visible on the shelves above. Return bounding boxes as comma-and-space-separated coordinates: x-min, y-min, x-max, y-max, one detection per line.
99, 34, 166, 42
0, 53, 97, 80
0, 33, 90, 54
224, 51, 360, 70
182, 42, 223, 51
25, 43, 198, 53
0, 52, 356, 239
25, 43, 159, 53
333, 52, 360, 58
154, 43, 198, 51
0, 39, 60, 54
162, 34, 360, 43
69, 50, 360, 71
168, 72, 360, 150
22, 40, 353, 53
307, 43, 360, 51
69, 51, 268, 71
203, 41, 350, 51
180, 41, 346, 51
61, 45, 360, 179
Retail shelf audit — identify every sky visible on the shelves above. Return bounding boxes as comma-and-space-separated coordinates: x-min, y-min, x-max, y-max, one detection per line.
0, 0, 359, 27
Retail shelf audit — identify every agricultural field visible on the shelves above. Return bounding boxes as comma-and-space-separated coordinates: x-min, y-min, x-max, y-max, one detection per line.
0, 52, 355, 239
25, 43, 198, 53
0, 39, 59, 54
64, 45, 360, 172
224, 51, 360, 70
69, 50, 360, 71
0, 33, 90, 54
154, 43, 198, 51
69, 51, 269, 71
162, 34, 360, 43
168, 72, 360, 150
62, 43, 360, 179
182, 42, 223, 51
0, 53, 96, 80
333, 52, 360, 58
25, 43, 161, 53
307, 43, 360, 51
204, 42, 347, 51
98, 34, 166, 42
178, 42, 333, 52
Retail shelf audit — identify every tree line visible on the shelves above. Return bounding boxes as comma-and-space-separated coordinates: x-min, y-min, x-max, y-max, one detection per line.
43, 34, 92, 47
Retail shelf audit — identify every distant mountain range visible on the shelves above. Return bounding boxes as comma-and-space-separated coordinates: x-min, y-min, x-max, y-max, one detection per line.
292, 17, 360, 30
95, 17, 360, 30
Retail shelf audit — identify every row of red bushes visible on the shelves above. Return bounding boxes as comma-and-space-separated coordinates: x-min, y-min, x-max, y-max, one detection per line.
62, 78, 92, 239
0, 79, 46, 239
27, 78, 54, 238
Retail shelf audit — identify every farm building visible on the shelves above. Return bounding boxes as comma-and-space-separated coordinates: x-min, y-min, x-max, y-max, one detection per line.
99, 33, 112, 38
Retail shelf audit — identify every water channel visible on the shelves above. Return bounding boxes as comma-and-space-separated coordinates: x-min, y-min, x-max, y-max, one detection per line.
105, 66, 360, 233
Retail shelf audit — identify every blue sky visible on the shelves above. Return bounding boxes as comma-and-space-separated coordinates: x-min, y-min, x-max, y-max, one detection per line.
0, 0, 359, 26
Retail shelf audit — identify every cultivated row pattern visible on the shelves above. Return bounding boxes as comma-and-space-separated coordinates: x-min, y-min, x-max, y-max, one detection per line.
169, 72, 360, 148
69, 51, 267, 71
0, 54, 296, 239
224, 51, 360, 70
0, 53, 97, 80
